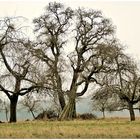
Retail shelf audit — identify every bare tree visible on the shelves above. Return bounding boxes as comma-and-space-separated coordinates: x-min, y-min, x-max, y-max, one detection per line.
26, 2, 119, 120
113, 63, 140, 121
0, 17, 47, 122
16, 2, 134, 121
0, 97, 9, 121
91, 86, 121, 118
19, 92, 44, 119
28, 2, 74, 111
59, 8, 116, 120
102, 42, 140, 121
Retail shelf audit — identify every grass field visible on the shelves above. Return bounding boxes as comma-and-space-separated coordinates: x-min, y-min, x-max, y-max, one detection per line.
0, 118, 140, 138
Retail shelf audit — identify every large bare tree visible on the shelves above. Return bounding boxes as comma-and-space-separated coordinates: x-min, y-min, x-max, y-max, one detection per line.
31, 2, 73, 111
59, 8, 117, 120
0, 17, 47, 122
29, 2, 118, 120
25, 2, 130, 121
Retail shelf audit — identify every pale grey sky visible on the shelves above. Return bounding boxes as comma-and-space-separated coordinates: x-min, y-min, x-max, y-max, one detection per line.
0, 0, 140, 60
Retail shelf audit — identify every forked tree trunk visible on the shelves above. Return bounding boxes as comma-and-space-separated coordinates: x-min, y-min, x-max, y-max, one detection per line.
59, 97, 76, 120
128, 102, 135, 121
9, 95, 18, 123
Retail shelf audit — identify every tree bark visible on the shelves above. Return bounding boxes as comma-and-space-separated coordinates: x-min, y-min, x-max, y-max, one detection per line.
9, 95, 18, 123
58, 97, 76, 120
58, 92, 66, 110
128, 102, 135, 121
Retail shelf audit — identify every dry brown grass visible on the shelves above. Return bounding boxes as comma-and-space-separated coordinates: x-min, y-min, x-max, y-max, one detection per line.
0, 118, 140, 138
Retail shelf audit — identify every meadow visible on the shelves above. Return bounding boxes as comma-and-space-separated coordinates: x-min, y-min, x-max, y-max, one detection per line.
0, 118, 140, 138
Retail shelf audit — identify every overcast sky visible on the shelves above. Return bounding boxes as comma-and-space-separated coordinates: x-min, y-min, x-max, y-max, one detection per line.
0, 0, 140, 61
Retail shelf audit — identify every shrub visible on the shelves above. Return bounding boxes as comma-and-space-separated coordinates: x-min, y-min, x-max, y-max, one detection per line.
35, 109, 58, 120
78, 113, 97, 120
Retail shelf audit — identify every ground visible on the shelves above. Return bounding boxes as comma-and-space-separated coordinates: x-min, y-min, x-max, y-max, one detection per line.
0, 118, 140, 138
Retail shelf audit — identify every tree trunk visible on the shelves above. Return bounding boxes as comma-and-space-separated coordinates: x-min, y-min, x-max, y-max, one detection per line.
54, 60, 66, 111
102, 109, 105, 119
59, 97, 76, 120
5, 108, 9, 122
72, 101, 76, 118
30, 110, 36, 119
58, 92, 65, 110
9, 95, 18, 123
128, 102, 135, 121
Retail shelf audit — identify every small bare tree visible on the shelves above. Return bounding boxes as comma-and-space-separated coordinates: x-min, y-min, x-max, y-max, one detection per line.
0, 97, 9, 122
19, 92, 44, 119
91, 86, 123, 118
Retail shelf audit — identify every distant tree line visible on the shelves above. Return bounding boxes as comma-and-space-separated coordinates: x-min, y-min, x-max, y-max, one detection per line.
0, 2, 140, 122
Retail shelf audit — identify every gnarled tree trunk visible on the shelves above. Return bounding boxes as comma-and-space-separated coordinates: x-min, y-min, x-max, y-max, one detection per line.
128, 102, 135, 121
58, 97, 76, 120
59, 86, 77, 121
9, 95, 18, 123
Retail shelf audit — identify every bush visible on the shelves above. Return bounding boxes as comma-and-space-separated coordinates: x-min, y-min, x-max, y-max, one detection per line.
35, 109, 58, 120
78, 113, 97, 120
0, 120, 4, 123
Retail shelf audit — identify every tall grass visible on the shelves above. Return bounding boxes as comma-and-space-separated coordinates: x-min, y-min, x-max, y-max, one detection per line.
0, 118, 140, 138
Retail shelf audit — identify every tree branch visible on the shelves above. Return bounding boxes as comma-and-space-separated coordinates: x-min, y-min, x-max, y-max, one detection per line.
76, 81, 89, 97
18, 85, 50, 96
0, 84, 14, 99
0, 50, 18, 78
